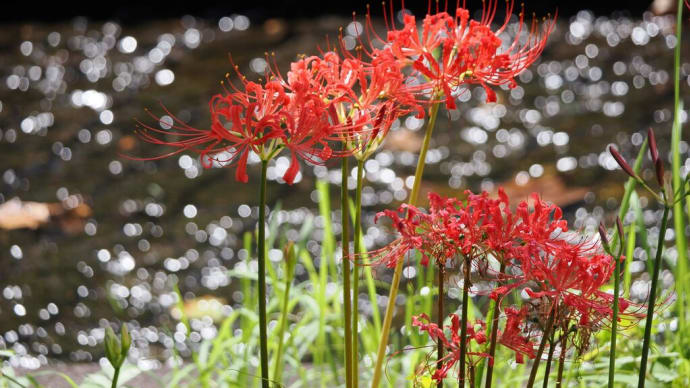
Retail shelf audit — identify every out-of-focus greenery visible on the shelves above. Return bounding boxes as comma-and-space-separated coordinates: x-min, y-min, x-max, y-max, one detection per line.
3, 171, 689, 387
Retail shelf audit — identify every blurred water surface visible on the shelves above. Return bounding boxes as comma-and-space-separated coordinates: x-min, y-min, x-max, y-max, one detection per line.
0, 9, 688, 370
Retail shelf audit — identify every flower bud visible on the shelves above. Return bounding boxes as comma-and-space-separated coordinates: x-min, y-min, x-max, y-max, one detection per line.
647, 128, 659, 164
120, 324, 131, 357
608, 146, 637, 179
104, 326, 122, 368
104, 325, 130, 369
284, 241, 297, 279
616, 217, 624, 241
598, 222, 609, 246
655, 158, 665, 187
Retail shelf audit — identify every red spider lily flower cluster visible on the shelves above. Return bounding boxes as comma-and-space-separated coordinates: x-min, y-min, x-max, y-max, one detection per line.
371, 189, 643, 381
132, 49, 416, 182
278, 50, 422, 160
368, 189, 514, 268
492, 195, 645, 354
131, 1, 555, 180
362, 0, 556, 107
412, 313, 488, 380
134, 69, 340, 184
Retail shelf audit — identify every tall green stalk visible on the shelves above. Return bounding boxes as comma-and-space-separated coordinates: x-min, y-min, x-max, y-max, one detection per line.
257, 160, 270, 388
111, 368, 120, 388
342, 157, 354, 388
608, 249, 623, 388
526, 308, 556, 388
638, 204, 671, 387
671, 0, 688, 334
371, 102, 441, 388
315, 180, 332, 387
669, 40, 688, 342
542, 332, 556, 388
555, 327, 567, 388
272, 242, 296, 384
352, 159, 364, 388
484, 260, 506, 388
437, 266, 445, 388
459, 257, 471, 387
624, 215, 636, 299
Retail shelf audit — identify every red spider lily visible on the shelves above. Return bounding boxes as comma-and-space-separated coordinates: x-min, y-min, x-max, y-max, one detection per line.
481, 189, 521, 255
514, 240, 618, 312
132, 65, 342, 184
513, 192, 568, 247
498, 306, 537, 364
280, 82, 339, 184
495, 234, 641, 351
370, 202, 427, 268
365, 189, 520, 269
450, 3, 556, 102
327, 50, 421, 159
131, 80, 289, 183
459, 188, 521, 257
479, 192, 647, 367
412, 313, 489, 381
280, 50, 421, 160
209, 81, 289, 182
367, 192, 465, 268
496, 235, 630, 330
360, 0, 555, 107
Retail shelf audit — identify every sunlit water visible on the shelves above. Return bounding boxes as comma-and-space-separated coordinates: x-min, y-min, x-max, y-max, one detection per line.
0, 9, 688, 370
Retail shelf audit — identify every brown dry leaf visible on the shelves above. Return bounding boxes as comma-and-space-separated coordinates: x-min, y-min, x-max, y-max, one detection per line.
0, 197, 92, 233
0, 197, 51, 230
651, 0, 676, 15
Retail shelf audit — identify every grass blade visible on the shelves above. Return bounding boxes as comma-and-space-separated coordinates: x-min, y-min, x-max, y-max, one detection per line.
671, 101, 688, 335
624, 200, 637, 299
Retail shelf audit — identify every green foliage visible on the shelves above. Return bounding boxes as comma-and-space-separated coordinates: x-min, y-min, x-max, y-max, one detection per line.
3, 173, 690, 387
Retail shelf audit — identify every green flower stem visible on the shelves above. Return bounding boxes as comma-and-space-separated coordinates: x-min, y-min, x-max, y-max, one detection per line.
526, 308, 556, 388
608, 249, 623, 388
437, 265, 445, 388
484, 260, 506, 388
672, 0, 687, 339
542, 331, 556, 388
556, 326, 567, 388
638, 204, 671, 387
459, 257, 471, 387
272, 242, 296, 384
111, 367, 120, 388
624, 219, 636, 299
371, 101, 441, 388
673, 0, 683, 110
352, 158, 364, 388
258, 160, 270, 388
342, 157, 353, 388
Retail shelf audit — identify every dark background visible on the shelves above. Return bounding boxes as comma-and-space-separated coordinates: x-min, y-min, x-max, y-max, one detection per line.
0, 0, 661, 23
